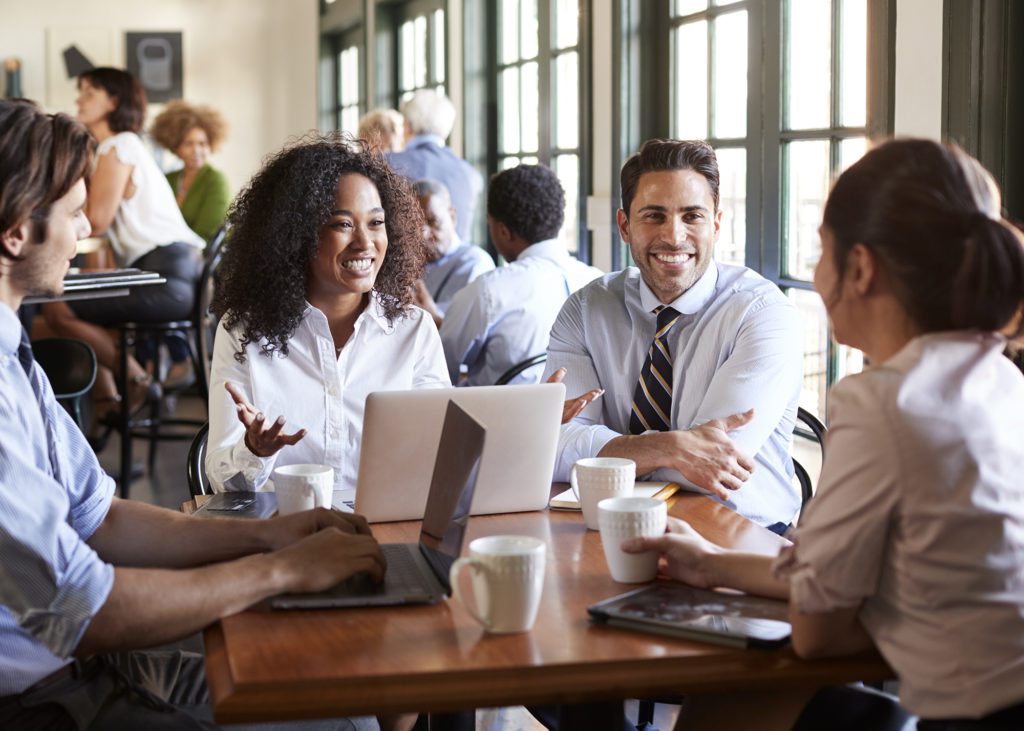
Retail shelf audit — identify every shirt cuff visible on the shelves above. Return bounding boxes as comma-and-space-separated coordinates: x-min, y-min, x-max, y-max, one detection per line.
772, 540, 861, 614
215, 436, 276, 491
553, 423, 621, 480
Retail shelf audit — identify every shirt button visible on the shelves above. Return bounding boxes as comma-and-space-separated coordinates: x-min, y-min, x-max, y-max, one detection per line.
331, 429, 339, 440
328, 386, 338, 397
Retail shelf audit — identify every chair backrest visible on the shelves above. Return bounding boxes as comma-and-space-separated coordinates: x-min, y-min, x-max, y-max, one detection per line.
31, 337, 97, 431
186, 422, 211, 497
193, 231, 227, 398
495, 353, 548, 385
793, 407, 827, 508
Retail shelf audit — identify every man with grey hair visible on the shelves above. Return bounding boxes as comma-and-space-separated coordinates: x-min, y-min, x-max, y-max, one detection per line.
388, 89, 483, 240
412, 179, 494, 327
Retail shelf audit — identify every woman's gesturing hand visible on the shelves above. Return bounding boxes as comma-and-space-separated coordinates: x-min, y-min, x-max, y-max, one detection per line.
225, 382, 307, 457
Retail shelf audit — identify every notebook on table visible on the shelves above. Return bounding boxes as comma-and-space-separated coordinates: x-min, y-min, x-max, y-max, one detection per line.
588, 582, 791, 649
271, 400, 486, 610
548, 481, 680, 510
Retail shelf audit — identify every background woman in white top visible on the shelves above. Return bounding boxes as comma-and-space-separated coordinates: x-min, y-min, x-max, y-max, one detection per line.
623, 139, 1024, 730
42, 67, 205, 415
206, 135, 450, 494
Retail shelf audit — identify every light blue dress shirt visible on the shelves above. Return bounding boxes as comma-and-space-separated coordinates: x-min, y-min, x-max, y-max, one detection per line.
440, 239, 604, 387
542, 262, 804, 527
423, 238, 495, 316
388, 134, 484, 241
0, 303, 115, 694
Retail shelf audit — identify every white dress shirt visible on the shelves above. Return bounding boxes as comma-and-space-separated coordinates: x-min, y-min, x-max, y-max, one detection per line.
543, 262, 804, 527
422, 238, 495, 315
440, 239, 603, 386
207, 296, 450, 493
774, 332, 1024, 719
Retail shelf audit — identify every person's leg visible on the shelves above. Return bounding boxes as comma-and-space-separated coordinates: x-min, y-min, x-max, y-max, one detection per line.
672, 689, 815, 731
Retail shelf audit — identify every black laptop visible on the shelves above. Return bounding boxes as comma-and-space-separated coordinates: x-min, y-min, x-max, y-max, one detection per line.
270, 400, 486, 609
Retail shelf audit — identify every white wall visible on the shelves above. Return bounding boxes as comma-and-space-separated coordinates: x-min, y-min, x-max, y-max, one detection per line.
0, 0, 319, 193
893, 0, 944, 138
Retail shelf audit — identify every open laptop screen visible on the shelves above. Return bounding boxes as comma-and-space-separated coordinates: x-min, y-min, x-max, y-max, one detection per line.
418, 400, 486, 591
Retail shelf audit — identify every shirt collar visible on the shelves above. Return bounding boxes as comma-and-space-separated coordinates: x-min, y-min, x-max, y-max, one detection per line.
516, 238, 566, 262
432, 235, 465, 266
303, 291, 395, 336
407, 133, 445, 149
0, 302, 23, 356
638, 260, 719, 316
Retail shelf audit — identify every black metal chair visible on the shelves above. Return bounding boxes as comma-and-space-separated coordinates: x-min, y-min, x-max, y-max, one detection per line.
115, 229, 227, 498
793, 406, 827, 508
495, 353, 548, 385
32, 337, 97, 431
186, 422, 210, 497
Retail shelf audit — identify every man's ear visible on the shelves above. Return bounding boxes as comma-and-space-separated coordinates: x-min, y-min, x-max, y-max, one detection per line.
712, 207, 723, 241
616, 209, 631, 244
0, 221, 31, 260
847, 243, 877, 296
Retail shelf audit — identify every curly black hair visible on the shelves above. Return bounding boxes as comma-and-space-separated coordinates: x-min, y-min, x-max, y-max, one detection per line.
212, 132, 426, 360
487, 164, 565, 244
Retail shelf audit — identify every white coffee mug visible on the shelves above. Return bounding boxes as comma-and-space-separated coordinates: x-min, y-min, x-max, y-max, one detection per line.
449, 535, 546, 634
598, 496, 667, 583
272, 464, 334, 516
570, 457, 636, 530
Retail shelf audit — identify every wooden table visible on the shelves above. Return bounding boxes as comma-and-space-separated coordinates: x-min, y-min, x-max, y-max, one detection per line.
22, 268, 165, 305
203, 493, 892, 726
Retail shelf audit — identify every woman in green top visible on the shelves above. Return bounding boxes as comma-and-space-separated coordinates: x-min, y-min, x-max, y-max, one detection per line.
151, 100, 230, 242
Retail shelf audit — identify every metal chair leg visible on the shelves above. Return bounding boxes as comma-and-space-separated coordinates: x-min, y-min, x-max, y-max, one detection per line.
119, 329, 132, 499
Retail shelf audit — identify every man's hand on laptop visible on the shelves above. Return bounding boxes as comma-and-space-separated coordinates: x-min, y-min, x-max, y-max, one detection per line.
265, 508, 374, 552
225, 382, 307, 457
271, 528, 387, 592
546, 367, 604, 424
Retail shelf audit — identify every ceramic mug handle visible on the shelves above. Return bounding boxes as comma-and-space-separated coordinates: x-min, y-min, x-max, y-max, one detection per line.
449, 557, 492, 629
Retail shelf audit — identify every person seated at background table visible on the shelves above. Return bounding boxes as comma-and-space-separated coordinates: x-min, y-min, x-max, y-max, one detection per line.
0, 98, 385, 731
358, 108, 405, 153
440, 163, 603, 386
412, 178, 494, 327
41, 67, 206, 420
387, 89, 482, 241
206, 134, 449, 493
624, 139, 1024, 731
150, 99, 231, 243
543, 139, 803, 531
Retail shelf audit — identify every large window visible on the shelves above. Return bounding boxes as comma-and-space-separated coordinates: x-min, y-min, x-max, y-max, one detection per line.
398, 7, 446, 102
319, 28, 363, 135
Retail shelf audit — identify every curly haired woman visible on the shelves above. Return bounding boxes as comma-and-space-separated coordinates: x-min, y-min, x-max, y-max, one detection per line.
206, 134, 449, 495
150, 100, 231, 242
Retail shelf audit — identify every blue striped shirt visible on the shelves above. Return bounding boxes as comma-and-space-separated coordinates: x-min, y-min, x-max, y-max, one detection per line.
543, 262, 804, 527
0, 303, 115, 695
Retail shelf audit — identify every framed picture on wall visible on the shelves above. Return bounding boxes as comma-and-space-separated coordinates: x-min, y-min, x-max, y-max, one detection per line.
125, 31, 183, 103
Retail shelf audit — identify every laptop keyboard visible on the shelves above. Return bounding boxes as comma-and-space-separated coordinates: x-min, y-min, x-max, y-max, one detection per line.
381, 544, 434, 594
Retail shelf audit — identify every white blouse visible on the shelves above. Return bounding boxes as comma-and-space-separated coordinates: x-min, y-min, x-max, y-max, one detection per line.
774, 332, 1024, 719
95, 132, 204, 266
206, 297, 450, 493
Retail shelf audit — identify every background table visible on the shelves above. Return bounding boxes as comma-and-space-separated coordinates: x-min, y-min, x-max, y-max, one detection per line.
22, 268, 165, 305
203, 492, 892, 726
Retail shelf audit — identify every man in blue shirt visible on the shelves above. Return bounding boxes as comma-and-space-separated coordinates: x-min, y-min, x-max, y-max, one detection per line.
0, 100, 384, 729
543, 139, 804, 529
388, 90, 483, 241
412, 179, 494, 327
440, 164, 603, 386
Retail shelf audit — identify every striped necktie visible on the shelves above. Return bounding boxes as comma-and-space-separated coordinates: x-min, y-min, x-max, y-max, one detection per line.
629, 306, 681, 434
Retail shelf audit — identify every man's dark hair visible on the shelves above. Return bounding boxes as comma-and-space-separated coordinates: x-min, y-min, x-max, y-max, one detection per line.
620, 139, 720, 216
212, 133, 426, 361
487, 164, 565, 244
0, 99, 93, 256
78, 67, 147, 133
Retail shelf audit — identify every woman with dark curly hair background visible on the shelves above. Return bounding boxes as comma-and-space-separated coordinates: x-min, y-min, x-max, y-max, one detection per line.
206, 134, 449, 495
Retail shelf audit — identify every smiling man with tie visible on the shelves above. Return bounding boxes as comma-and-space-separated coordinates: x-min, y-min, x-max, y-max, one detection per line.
543, 139, 804, 531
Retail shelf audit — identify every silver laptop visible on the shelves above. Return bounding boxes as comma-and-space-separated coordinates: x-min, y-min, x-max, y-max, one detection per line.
345, 383, 564, 523
271, 400, 485, 609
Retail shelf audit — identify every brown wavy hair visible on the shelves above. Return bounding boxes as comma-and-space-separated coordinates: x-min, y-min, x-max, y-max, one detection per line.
212, 133, 426, 360
150, 100, 228, 152
77, 67, 146, 134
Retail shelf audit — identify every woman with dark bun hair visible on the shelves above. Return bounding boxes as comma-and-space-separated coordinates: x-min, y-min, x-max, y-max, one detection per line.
622, 140, 1024, 730
206, 133, 449, 496
42, 67, 205, 417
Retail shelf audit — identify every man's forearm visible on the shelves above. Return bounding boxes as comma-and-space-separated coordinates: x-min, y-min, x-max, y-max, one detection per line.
88, 498, 274, 568
597, 432, 676, 476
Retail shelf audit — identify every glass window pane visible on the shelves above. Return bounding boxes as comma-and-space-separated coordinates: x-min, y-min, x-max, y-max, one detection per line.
673, 20, 708, 140
555, 154, 580, 254
339, 47, 359, 106
433, 9, 446, 84
501, 0, 520, 64
836, 344, 864, 382
521, 62, 539, 153
554, 52, 579, 149
712, 11, 747, 138
840, 0, 867, 127
501, 156, 520, 170
500, 66, 521, 153
674, 0, 707, 15
713, 0, 743, 5
520, 0, 539, 59
555, 0, 579, 49
521, 155, 539, 165
400, 20, 415, 91
414, 15, 428, 89
714, 147, 746, 266
788, 288, 829, 420
784, 140, 830, 280
341, 106, 360, 137
839, 136, 868, 172
785, 0, 832, 130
